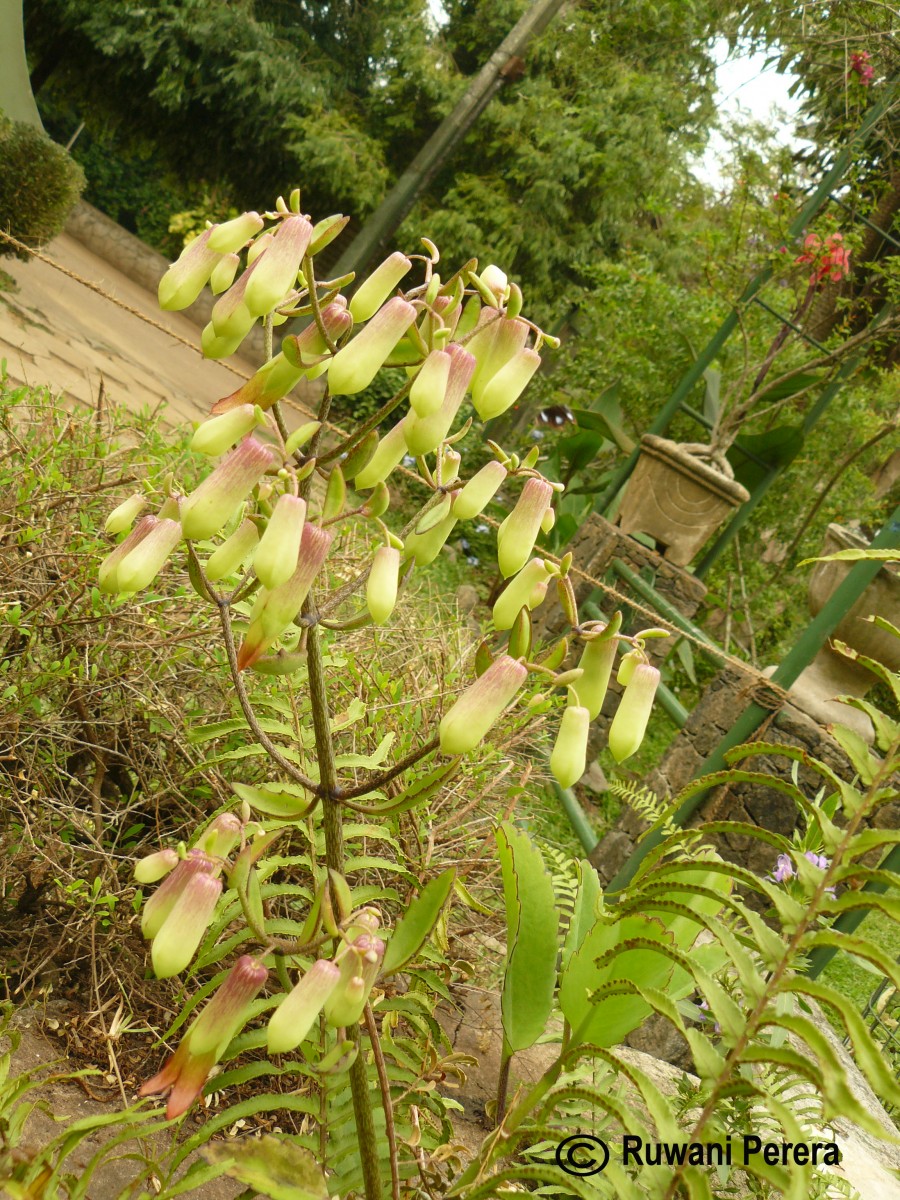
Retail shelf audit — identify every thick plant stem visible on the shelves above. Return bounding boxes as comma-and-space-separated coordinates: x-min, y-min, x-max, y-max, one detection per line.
305, 601, 382, 1199
305, 604, 343, 874
349, 1022, 384, 1200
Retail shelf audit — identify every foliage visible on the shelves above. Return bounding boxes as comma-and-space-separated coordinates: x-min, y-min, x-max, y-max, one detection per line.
0, 111, 84, 259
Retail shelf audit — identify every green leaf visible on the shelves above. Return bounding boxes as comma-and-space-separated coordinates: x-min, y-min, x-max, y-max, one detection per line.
829, 723, 880, 784
799, 547, 900, 565
333, 732, 395, 769
203, 1136, 329, 1200
231, 782, 314, 818
559, 919, 675, 1047
496, 822, 559, 1052
560, 859, 602, 973
382, 868, 456, 976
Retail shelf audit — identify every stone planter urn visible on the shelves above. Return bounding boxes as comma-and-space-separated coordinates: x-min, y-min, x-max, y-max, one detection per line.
615, 435, 750, 566
786, 523, 900, 741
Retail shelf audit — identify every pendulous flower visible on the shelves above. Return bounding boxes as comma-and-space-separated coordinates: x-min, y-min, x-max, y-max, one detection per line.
139, 956, 267, 1119
349, 252, 412, 323
608, 662, 660, 763
252, 494, 307, 590
323, 934, 385, 1028
150, 871, 222, 979
496, 478, 554, 578
158, 229, 221, 312
243, 215, 313, 318
452, 460, 507, 521
327, 298, 417, 396
550, 703, 590, 789
402, 344, 475, 455
492, 557, 552, 630
439, 655, 528, 756
180, 436, 276, 542
267, 959, 341, 1054
366, 545, 401, 625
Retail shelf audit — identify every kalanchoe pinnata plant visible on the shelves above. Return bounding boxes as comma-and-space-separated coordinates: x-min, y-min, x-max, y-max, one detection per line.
102, 193, 668, 1196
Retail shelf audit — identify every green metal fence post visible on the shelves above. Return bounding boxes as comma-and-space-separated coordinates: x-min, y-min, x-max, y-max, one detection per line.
604, 505, 900, 897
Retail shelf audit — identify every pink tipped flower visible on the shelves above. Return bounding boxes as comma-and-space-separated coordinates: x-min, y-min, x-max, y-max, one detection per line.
409, 349, 452, 418
252, 495, 307, 590
238, 523, 333, 670
349, 252, 412, 323
209, 354, 306, 416
281, 299, 352, 371
141, 850, 219, 940
243, 215, 314, 318
353, 421, 408, 490
453, 460, 507, 521
402, 344, 475, 455
366, 545, 400, 625
158, 229, 221, 312
99, 514, 157, 593
151, 871, 222, 979
327, 297, 417, 395
206, 211, 265, 255
139, 955, 267, 1119
180, 436, 276, 542
134, 848, 179, 885
469, 314, 529, 401
209, 254, 266, 345
794, 231, 851, 286
267, 959, 341, 1054
191, 405, 259, 456
209, 253, 241, 296
323, 935, 385, 1028
439, 654, 528, 755
608, 662, 660, 763
550, 704, 590, 789
492, 557, 552, 631
574, 633, 617, 720
496, 478, 554, 578
473, 347, 541, 421
115, 517, 182, 593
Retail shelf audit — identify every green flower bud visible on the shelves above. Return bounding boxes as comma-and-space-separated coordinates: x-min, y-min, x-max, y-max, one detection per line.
200, 812, 243, 860
439, 655, 527, 755
200, 320, 246, 360
497, 478, 553, 578
267, 960, 341, 1053
617, 649, 641, 686
209, 253, 240, 295
151, 871, 222, 979
442, 448, 461, 485
473, 347, 541, 421
323, 935, 384, 1028
349, 252, 412, 323
134, 848, 179, 884
402, 344, 475, 456
453, 460, 506, 521
158, 229, 220, 311
327, 298, 417, 396
116, 517, 182, 593
340, 430, 379, 481
353, 421, 408, 490
309, 213, 350, 256
608, 663, 660, 763
541, 505, 556, 534
284, 421, 322, 456
479, 264, 509, 305
238, 524, 333, 670
366, 546, 400, 625
252, 495, 307, 589
492, 557, 552, 630
469, 314, 528, 400
409, 349, 451, 418
573, 634, 617, 720
205, 517, 259, 581
191, 405, 258, 455
181, 437, 276, 542
401, 506, 457, 567
550, 704, 590, 788
243, 215, 313, 318
207, 211, 265, 255
361, 481, 391, 518
104, 493, 148, 536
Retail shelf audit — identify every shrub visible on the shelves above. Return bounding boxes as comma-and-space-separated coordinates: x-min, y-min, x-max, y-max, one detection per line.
0, 113, 85, 260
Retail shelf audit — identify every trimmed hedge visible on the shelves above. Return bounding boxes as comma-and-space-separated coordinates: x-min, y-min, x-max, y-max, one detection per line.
0, 113, 85, 259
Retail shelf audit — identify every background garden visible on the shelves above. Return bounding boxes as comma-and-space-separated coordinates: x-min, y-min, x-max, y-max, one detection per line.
2, 2, 900, 1198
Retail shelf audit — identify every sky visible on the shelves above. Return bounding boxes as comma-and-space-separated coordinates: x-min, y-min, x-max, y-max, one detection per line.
696, 41, 807, 189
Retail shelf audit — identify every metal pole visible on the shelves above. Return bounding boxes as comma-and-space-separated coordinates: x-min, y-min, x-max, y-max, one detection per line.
552, 782, 599, 855
610, 559, 721, 655
593, 85, 897, 519
604, 505, 900, 896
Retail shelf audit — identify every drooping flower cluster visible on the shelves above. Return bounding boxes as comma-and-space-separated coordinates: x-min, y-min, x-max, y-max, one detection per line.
849, 50, 874, 86
794, 232, 851, 286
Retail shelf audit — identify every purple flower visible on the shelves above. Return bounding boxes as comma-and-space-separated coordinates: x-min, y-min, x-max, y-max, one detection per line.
771, 853, 794, 883
804, 850, 829, 871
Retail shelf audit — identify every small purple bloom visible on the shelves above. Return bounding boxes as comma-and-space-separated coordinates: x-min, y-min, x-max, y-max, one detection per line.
771, 853, 794, 883
804, 850, 829, 871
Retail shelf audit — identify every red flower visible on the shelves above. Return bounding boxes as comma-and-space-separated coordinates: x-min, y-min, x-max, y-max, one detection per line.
849, 51, 874, 86
794, 232, 851, 285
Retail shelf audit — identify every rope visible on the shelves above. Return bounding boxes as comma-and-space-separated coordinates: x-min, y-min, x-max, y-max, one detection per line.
0, 227, 791, 700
